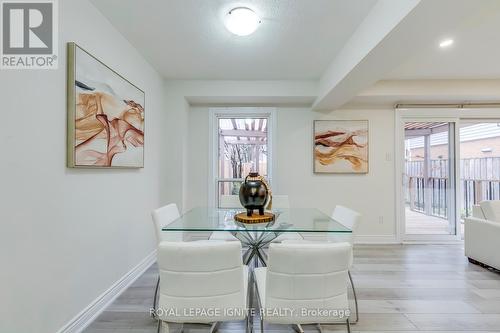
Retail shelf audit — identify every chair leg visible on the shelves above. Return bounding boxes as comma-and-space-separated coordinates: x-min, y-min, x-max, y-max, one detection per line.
348, 271, 359, 323
246, 314, 252, 333
152, 276, 160, 318
293, 324, 304, 333
247, 271, 254, 333
209, 322, 220, 333
346, 318, 351, 333
159, 321, 169, 333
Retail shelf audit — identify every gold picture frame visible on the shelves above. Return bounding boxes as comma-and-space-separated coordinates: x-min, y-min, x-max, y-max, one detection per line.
67, 42, 145, 168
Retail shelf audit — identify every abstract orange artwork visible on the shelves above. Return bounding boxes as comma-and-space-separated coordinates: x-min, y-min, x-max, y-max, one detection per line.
67, 43, 145, 168
313, 120, 368, 173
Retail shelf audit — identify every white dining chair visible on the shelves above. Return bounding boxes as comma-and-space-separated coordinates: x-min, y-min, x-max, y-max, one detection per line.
282, 205, 361, 323
151, 203, 183, 316
330, 205, 361, 324
152, 203, 182, 243
269, 195, 303, 243
156, 241, 250, 333
330, 205, 361, 245
219, 194, 241, 208
210, 195, 241, 241
254, 242, 353, 332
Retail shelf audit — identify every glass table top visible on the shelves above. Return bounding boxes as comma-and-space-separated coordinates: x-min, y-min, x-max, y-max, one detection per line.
162, 207, 351, 233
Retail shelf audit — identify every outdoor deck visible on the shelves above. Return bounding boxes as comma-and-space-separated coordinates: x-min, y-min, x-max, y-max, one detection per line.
405, 207, 450, 235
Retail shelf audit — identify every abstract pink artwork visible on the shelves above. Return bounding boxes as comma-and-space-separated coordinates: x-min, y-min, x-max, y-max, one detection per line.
313, 120, 368, 173
67, 43, 145, 168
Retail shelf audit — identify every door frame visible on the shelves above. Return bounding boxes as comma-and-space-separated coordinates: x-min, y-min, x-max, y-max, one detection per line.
395, 107, 500, 243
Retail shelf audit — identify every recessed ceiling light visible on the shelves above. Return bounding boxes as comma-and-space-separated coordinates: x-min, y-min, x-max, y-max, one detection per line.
439, 38, 454, 48
224, 7, 260, 36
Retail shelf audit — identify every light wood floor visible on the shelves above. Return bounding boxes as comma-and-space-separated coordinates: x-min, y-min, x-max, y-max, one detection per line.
83, 244, 500, 333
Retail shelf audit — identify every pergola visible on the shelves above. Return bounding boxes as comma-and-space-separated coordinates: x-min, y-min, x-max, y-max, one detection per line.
218, 118, 268, 179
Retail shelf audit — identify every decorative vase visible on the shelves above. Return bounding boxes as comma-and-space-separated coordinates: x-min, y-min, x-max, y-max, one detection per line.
239, 172, 270, 216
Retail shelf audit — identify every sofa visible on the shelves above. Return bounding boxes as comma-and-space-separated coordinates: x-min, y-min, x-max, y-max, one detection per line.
465, 200, 500, 270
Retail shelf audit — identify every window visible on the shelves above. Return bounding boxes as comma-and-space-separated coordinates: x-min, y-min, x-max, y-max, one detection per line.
209, 108, 274, 207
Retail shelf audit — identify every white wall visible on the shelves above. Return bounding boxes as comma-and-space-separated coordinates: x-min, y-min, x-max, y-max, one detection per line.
186, 106, 396, 240
0, 1, 167, 332
0, 4, 400, 329
164, 80, 318, 212
274, 108, 396, 239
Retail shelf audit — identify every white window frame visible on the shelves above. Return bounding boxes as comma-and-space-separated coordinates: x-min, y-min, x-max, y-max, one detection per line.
208, 107, 276, 208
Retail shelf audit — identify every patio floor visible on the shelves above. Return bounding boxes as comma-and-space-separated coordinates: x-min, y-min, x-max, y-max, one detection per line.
405, 207, 451, 235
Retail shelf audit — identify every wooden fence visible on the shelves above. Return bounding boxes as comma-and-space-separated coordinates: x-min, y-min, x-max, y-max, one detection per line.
406, 157, 500, 218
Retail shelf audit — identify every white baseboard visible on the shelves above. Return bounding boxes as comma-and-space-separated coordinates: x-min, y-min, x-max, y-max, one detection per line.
402, 239, 464, 245
57, 250, 157, 333
354, 235, 399, 244
302, 234, 400, 244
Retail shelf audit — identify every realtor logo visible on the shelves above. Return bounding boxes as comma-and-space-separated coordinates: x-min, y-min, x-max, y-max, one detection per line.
1, 0, 58, 69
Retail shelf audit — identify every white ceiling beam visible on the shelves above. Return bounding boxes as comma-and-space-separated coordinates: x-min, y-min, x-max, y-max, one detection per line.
349, 79, 500, 107
313, 0, 486, 111
313, 0, 421, 111
177, 80, 318, 107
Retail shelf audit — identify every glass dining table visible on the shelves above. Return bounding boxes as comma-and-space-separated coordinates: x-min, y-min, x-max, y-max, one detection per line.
162, 207, 352, 267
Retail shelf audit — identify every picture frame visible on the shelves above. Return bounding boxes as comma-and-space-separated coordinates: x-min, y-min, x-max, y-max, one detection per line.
313, 120, 369, 174
67, 42, 145, 168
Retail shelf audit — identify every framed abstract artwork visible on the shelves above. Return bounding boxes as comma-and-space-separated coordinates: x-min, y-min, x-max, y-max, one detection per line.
313, 120, 368, 174
67, 42, 145, 168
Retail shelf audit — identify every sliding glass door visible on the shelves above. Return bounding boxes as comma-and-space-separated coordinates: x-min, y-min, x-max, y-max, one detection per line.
397, 109, 500, 242
402, 121, 458, 239
459, 120, 500, 237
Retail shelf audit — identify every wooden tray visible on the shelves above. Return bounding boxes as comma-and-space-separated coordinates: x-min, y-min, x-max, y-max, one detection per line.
234, 212, 275, 224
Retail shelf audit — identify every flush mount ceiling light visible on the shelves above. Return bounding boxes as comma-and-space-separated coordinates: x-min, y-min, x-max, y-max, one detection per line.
224, 7, 260, 36
439, 38, 454, 48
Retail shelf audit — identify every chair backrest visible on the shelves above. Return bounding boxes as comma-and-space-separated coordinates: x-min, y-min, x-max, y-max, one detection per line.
271, 195, 290, 209
329, 205, 361, 244
157, 241, 246, 323
479, 200, 500, 222
265, 242, 352, 323
219, 195, 241, 208
151, 203, 181, 243
472, 205, 486, 219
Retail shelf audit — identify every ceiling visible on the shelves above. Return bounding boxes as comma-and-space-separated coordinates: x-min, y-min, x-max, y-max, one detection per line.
91, 0, 500, 109
90, 0, 377, 80
386, 1, 500, 80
